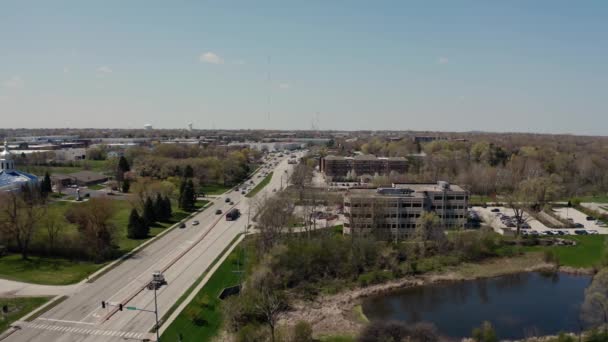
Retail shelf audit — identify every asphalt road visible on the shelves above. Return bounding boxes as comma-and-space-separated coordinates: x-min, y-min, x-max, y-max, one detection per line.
6, 152, 302, 342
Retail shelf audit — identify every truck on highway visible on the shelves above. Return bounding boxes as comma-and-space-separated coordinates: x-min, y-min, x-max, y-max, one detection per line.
226, 208, 241, 221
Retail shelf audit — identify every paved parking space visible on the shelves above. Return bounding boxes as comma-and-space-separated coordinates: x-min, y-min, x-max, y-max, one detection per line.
473, 206, 608, 236
553, 207, 608, 234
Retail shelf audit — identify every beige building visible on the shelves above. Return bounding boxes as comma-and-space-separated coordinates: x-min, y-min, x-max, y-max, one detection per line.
344, 181, 469, 239
320, 155, 407, 180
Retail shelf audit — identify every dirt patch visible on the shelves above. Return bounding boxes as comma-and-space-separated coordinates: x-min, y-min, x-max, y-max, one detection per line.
279, 253, 556, 338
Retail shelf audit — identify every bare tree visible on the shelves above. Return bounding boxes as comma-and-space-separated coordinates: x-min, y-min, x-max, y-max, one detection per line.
65, 198, 118, 262
581, 269, 608, 333
0, 189, 47, 260
290, 162, 312, 203
505, 189, 533, 237
254, 286, 287, 342
254, 193, 294, 252
43, 208, 64, 253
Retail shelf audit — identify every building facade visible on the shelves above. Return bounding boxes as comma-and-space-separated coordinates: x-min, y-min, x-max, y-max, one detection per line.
344, 181, 469, 239
320, 155, 407, 180
0, 141, 38, 192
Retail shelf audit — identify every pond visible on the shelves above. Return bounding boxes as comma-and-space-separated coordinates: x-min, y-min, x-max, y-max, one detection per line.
362, 272, 592, 339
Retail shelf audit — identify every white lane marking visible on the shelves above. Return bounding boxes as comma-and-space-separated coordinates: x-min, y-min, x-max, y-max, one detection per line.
37, 317, 96, 325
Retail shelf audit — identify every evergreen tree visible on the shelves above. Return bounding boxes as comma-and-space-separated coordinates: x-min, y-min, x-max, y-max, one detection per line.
154, 193, 165, 221
178, 179, 186, 209
163, 196, 173, 220
118, 156, 130, 172
184, 165, 194, 178
40, 172, 53, 196
116, 156, 130, 181
143, 197, 156, 227
121, 179, 130, 193
127, 208, 148, 239
185, 179, 196, 211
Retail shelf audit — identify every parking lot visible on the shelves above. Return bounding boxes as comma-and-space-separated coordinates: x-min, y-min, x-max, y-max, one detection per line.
473, 206, 608, 236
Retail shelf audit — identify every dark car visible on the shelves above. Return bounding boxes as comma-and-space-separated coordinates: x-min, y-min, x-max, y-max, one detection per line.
573, 223, 585, 228
241, 190, 246, 195
490, 208, 500, 212
586, 216, 595, 221
215, 209, 222, 215
574, 230, 588, 235
225, 197, 231, 203
179, 223, 186, 228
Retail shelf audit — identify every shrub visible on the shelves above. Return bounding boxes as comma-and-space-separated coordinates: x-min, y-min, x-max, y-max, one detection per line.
292, 321, 313, 342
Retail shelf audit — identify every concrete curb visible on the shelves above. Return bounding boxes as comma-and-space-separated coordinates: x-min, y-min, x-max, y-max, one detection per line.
158, 234, 245, 337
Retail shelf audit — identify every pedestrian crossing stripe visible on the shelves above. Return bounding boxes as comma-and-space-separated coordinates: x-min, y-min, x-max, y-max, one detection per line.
20, 321, 146, 339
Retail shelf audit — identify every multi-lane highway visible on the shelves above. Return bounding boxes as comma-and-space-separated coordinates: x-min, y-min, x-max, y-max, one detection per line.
5, 152, 302, 342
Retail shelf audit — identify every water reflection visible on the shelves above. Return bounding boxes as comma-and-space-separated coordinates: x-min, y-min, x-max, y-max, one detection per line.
362, 272, 591, 339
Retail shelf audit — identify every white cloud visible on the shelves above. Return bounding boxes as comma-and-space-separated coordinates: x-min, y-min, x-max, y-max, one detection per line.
97, 66, 113, 74
2, 76, 24, 89
438, 57, 449, 64
199, 52, 224, 64
278, 83, 290, 89
63, 66, 70, 73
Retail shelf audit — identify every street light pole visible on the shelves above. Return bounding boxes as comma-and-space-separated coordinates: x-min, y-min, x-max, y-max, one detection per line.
154, 285, 160, 342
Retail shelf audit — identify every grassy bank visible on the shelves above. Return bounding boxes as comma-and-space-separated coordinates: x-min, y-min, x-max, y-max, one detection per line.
0, 297, 51, 333
522, 235, 607, 268
246, 172, 273, 198
0, 199, 208, 285
200, 184, 231, 196
161, 239, 251, 341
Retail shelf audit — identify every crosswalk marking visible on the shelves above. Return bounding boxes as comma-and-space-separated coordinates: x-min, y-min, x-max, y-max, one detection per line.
19, 321, 146, 340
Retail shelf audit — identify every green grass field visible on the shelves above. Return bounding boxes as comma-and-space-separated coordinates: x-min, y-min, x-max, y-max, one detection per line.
469, 194, 495, 204
0, 255, 103, 285
0, 199, 208, 285
524, 235, 607, 268
200, 184, 231, 196
161, 240, 249, 342
0, 297, 51, 333
246, 172, 273, 198
21, 160, 109, 176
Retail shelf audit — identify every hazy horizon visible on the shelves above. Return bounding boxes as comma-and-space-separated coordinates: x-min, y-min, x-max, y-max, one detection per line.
2, 1, 607, 135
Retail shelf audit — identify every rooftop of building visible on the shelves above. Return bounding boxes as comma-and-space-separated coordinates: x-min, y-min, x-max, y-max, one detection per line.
324, 154, 408, 161
346, 182, 467, 198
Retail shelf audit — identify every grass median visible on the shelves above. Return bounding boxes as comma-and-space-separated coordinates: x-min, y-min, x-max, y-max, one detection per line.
246, 172, 273, 198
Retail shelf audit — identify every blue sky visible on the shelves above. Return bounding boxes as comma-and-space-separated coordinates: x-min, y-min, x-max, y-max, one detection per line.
1, 1, 607, 134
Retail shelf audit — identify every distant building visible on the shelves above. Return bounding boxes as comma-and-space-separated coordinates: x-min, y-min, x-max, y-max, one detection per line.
344, 181, 469, 239
69, 171, 108, 186
144, 124, 153, 130
0, 141, 38, 192
54, 148, 86, 162
320, 155, 407, 180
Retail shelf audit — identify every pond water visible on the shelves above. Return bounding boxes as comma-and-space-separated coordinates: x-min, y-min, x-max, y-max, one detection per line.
362, 272, 591, 339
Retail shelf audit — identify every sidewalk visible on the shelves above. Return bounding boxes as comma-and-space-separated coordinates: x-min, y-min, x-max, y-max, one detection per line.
0, 279, 79, 297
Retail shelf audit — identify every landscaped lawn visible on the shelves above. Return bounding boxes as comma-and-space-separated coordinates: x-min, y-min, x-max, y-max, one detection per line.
0, 297, 51, 333
246, 172, 273, 198
200, 184, 231, 196
161, 239, 250, 342
0, 199, 208, 285
524, 235, 607, 268
572, 195, 608, 203
0, 255, 103, 286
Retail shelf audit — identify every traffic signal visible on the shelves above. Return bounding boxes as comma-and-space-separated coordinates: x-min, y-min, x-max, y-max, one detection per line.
119, 304, 123, 311
101, 301, 106, 309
